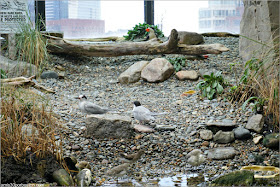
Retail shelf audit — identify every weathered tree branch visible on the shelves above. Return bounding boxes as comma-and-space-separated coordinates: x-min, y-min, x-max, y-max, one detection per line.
46, 29, 229, 57
1, 76, 55, 93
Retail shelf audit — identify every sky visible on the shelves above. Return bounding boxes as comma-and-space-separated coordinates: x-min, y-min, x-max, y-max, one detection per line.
101, 1, 208, 36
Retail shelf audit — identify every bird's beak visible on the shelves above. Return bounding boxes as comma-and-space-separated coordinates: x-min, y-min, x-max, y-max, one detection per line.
145, 28, 150, 32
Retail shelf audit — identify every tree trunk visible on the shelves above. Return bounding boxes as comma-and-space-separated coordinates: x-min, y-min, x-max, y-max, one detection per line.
46, 29, 229, 57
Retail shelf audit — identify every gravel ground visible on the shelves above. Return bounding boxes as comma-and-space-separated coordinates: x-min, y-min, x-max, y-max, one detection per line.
38, 37, 279, 186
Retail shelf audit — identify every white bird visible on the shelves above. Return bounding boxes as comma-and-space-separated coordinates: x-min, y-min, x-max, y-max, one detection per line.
186, 149, 206, 169
132, 101, 166, 125
76, 95, 112, 114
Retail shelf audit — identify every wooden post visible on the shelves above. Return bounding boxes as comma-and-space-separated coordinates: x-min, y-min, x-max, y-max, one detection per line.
8, 34, 16, 60
144, 0, 154, 25
35, 0, 46, 31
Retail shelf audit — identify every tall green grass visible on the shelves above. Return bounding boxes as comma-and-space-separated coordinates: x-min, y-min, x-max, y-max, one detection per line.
15, 14, 48, 72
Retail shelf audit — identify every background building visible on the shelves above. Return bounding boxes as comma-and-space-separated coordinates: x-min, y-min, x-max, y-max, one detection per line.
199, 0, 244, 33
45, 0, 104, 38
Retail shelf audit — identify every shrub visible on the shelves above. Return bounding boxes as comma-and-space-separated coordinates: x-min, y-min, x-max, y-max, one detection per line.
196, 71, 227, 100
124, 23, 164, 41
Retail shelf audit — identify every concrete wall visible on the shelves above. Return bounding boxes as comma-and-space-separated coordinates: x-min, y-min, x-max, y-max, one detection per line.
239, 0, 279, 62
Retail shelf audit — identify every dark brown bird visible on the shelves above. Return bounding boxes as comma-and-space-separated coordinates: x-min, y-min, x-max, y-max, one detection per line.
119, 149, 145, 163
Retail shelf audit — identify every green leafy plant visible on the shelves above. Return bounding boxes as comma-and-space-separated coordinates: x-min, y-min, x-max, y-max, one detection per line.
124, 23, 164, 41
1, 69, 7, 79
196, 71, 227, 100
240, 58, 263, 84
242, 96, 267, 114
167, 57, 186, 72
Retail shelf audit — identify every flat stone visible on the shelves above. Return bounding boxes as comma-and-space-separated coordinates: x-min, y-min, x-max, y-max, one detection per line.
206, 119, 237, 133
134, 124, 155, 133
208, 147, 236, 160
85, 114, 134, 138
155, 125, 176, 131
175, 70, 199, 81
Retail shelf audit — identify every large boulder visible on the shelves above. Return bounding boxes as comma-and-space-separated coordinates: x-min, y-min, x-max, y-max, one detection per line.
85, 114, 134, 139
118, 61, 149, 84
177, 31, 204, 45
141, 58, 174, 83
0, 55, 38, 78
239, 1, 279, 62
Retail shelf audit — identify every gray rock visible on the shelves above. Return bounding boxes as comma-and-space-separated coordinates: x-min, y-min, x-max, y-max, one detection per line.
175, 70, 199, 81
206, 119, 237, 133
208, 147, 236, 160
207, 119, 236, 127
263, 133, 279, 149
198, 68, 219, 77
141, 58, 174, 83
177, 31, 204, 45
234, 126, 252, 140
134, 124, 155, 133
211, 170, 254, 186
118, 61, 149, 84
41, 71, 59, 79
85, 114, 134, 138
199, 129, 213, 140
240, 1, 279, 62
0, 55, 38, 77
213, 130, 235, 143
21, 124, 39, 137
75, 168, 91, 187
245, 114, 264, 133
155, 125, 176, 131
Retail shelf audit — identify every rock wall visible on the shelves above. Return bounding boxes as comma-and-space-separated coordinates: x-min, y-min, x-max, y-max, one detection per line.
239, 0, 279, 62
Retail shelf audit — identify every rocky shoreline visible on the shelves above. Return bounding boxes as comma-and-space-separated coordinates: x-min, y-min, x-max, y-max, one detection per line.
32, 37, 279, 186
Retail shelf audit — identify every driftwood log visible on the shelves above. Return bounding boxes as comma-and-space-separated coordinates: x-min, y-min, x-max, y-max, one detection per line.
1, 75, 55, 93
46, 29, 229, 57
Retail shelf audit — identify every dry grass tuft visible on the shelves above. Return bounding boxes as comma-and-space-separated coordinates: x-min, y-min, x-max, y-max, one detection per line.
232, 34, 279, 129
0, 85, 63, 163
